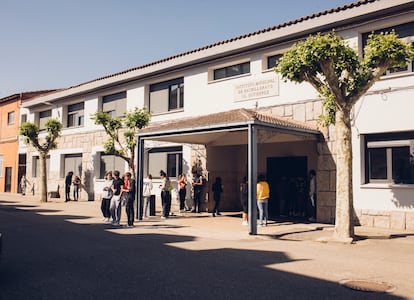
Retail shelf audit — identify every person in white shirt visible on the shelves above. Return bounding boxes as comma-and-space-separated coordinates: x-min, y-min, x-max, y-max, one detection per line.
142, 174, 153, 218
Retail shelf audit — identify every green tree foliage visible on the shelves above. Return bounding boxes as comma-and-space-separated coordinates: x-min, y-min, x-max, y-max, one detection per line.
276, 31, 413, 240
92, 108, 151, 179
20, 119, 62, 202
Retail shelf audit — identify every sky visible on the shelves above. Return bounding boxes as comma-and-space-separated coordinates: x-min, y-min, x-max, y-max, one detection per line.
0, 0, 353, 97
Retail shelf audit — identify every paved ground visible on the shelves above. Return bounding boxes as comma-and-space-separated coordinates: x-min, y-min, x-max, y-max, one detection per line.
0, 193, 413, 299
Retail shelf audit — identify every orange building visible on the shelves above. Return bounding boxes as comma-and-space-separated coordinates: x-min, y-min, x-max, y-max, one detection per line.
0, 91, 55, 193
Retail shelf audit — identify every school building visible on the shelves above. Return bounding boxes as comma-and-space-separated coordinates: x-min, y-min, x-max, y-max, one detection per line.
19, 0, 414, 230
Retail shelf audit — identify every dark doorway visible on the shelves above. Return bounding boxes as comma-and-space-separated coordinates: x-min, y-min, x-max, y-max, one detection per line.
4, 167, 12, 192
267, 156, 308, 218
18, 154, 27, 194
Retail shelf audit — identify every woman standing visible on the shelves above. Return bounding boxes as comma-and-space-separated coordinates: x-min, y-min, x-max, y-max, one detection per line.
142, 174, 153, 218
72, 175, 81, 201
211, 176, 223, 217
178, 174, 187, 212
101, 171, 113, 221
159, 170, 171, 219
123, 172, 135, 227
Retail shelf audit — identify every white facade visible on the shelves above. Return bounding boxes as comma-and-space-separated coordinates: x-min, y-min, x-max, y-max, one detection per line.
21, 0, 414, 229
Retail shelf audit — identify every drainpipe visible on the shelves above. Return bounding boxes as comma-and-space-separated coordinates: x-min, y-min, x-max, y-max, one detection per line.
136, 136, 144, 220
248, 124, 258, 235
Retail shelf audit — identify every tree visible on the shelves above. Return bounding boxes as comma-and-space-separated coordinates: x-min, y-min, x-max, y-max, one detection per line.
92, 108, 151, 179
276, 31, 414, 241
20, 119, 62, 202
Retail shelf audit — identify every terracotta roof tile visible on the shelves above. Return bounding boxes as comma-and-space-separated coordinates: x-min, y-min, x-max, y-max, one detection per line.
140, 108, 319, 135
62, 0, 377, 92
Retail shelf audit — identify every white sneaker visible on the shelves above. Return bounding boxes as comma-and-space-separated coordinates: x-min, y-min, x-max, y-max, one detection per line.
242, 221, 248, 225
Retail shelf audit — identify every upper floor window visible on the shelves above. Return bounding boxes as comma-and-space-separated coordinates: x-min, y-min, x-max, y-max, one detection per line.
38, 110, 52, 131
67, 102, 84, 128
102, 91, 127, 118
21, 114, 27, 124
213, 62, 250, 80
362, 21, 414, 76
365, 132, 414, 184
149, 78, 184, 114
266, 54, 283, 70
7, 111, 15, 125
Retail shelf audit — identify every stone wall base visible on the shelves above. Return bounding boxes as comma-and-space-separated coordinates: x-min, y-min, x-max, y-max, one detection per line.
355, 209, 414, 230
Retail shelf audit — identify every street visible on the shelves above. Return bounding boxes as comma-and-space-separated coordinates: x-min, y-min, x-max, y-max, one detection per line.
0, 194, 413, 299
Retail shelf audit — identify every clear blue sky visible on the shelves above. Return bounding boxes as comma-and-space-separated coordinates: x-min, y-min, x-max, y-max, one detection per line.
0, 0, 353, 97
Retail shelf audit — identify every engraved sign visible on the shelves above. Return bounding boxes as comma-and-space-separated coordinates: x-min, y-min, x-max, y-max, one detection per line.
234, 76, 279, 102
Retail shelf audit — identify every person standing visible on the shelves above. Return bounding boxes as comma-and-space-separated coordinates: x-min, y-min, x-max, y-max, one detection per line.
308, 170, 317, 222
123, 172, 135, 227
256, 174, 270, 227
178, 174, 187, 212
211, 176, 223, 217
191, 171, 203, 213
101, 171, 113, 221
142, 174, 153, 218
20, 175, 28, 196
159, 170, 171, 219
65, 171, 73, 202
110, 170, 124, 225
72, 175, 81, 201
240, 177, 248, 225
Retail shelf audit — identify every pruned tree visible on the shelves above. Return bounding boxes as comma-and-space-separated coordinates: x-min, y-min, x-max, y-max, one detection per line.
92, 108, 151, 179
20, 119, 62, 202
276, 31, 414, 241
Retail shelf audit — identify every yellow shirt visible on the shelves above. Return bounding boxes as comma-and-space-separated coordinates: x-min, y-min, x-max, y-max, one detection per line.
256, 181, 270, 200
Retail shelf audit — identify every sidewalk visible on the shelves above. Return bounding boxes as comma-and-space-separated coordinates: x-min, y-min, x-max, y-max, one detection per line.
2, 192, 413, 243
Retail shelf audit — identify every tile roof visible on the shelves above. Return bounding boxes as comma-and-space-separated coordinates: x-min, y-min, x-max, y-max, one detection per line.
139, 108, 320, 136
58, 0, 378, 93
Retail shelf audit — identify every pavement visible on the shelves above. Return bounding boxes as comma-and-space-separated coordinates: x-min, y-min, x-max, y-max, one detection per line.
1, 193, 414, 299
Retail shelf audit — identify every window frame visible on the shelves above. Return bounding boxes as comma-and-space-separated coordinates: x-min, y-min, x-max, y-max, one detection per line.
147, 146, 183, 179
7, 111, 15, 125
364, 132, 414, 185
98, 153, 125, 179
101, 91, 127, 118
38, 110, 52, 131
213, 61, 250, 81
66, 102, 85, 128
32, 155, 50, 178
149, 78, 184, 115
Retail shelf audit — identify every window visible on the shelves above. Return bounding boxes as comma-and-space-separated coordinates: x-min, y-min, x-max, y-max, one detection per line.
102, 91, 127, 118
67, 102, 84, 127
63, 154, 82, 178
7, 111, 15, 125
38, 110, 52, 131
149, 78, 184, 114
362, 21, 414, 76
213, 62, 250, 80
98, 153, 125, 179
267, 54, 283, 70
21, 114, 27, 123
148, 147, 182, 178
365, 132, 414, 184
0, 155, 3, 177
32, 156, 50, 178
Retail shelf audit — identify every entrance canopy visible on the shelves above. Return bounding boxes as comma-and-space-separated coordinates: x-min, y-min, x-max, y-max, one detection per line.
136, 108, 321, 234
138, 108, 320, 145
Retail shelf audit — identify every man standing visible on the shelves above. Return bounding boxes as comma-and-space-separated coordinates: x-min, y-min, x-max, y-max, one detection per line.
110, 170, 124, 225
65, 171, 73, 202
191, 171, 203, 213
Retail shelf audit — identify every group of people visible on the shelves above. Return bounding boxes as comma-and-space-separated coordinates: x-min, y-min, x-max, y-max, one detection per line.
100, 170, 136, 227
65, 171, 81, 202
239, 170, 317, 226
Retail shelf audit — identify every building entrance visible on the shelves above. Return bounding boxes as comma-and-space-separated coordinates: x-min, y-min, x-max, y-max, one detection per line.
267, 156, 308, 218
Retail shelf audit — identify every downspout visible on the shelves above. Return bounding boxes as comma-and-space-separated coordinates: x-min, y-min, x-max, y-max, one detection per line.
136, 136, 145, 220
248, 123, 258, 235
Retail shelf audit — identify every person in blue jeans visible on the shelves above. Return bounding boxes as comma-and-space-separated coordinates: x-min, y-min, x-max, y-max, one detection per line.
110, 170, 124, 225
256, 174, 270, 226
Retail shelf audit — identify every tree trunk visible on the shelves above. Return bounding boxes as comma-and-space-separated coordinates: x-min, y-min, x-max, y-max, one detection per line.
334, 107, 355, 241
39, 153, 48, 202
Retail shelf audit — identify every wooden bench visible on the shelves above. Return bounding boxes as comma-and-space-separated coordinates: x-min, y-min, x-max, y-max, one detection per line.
48, 183, 60, 199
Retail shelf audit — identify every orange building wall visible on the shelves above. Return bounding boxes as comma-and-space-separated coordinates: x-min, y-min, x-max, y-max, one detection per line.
0, 99, 21, 193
